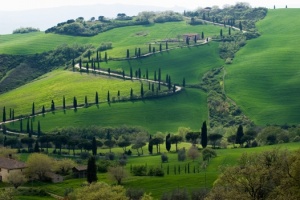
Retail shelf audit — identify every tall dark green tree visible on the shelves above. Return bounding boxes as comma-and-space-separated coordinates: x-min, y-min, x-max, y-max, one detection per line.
166, 133, 171, 152
107, 91, 110, 102
96, 50, 99, 61
20, 119, 23, 132
148, 135, 153, 154
79, 58, 82, 70
220, 29, 223, 37
51, 100, 55, 111
138, 48, 141, 57
63, 96, 66, 109
154, 71, 157, 81
9, 108, 11, 120
42, 105, 45, 114
2, 107, 6, 122
87, 156, 98, 183
73, 97, 77, 109
130, 88, 133, 99
166, 42, 168, 49
168, 76, 172, 90
85, 96, 88, 107
30, 119, 33, 137
126, 49, 130, 58
12, 109, 14, 120
26, 118, 30, 134
183, 77, 186, 87
152, 47, 155, 53
34, 140, 40, 152
92, 137, 97, 156
236, 125, 244, 146
146, 69, 149, 80
32, 102, 35, 116
202, 32, 204, 39
186, 36, 190, 45
104, 52, 108, 62
239, 21, 242, 31
95, 92, 99, 104
37, 121, 41, 138
201, 121, 208, 148
159, 43, 162, 52
140, 84, 144, 98
86, 62, 89, 72
194, 35, 197, 43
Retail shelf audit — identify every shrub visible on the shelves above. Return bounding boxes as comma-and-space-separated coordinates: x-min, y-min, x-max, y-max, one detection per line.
126, 188, 145, 200
191, 188, 209, 200
251, 140, 258, 147
161, 153, 168, 163
132, 165, 147, 176
202, 148, 217, 161
105, 152, 115, 160
162, 188, 189, 200
178, 148, 186, 161
148, 167, 164, 177
97, 160, 116, 173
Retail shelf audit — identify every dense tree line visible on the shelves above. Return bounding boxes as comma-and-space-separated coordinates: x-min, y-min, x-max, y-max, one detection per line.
12, 27, 40, 34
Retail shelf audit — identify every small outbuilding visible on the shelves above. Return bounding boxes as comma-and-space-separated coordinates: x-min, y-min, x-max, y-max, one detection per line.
0, 156, 27, 182
72, 166, 87, 178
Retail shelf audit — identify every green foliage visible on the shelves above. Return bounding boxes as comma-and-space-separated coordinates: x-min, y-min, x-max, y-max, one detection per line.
13, 27, 40, 34
87, 156, 98, 183
132, 165, 147, 176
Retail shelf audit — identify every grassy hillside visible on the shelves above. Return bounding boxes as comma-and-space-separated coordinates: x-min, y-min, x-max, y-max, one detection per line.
0, 21, 226, 57
225, 9, 300, 125
7, 88, 207, 133
0, 69, 150, 118
101, 42, 223, 85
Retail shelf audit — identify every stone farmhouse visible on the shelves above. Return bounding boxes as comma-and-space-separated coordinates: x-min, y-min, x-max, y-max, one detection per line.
0, 156, 27, 182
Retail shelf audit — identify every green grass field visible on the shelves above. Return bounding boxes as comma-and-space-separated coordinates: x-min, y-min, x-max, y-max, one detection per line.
225, 9, 300, 125
7, 88, 207, 133
0, 69, 154, 118
0, 21, 226, 57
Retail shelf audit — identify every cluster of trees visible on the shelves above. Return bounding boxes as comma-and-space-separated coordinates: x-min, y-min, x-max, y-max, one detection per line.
184, 3, 268, 31
12, 27, 40, 34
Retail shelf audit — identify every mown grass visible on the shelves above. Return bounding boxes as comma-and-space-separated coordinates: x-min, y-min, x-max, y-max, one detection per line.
7, 88, 207, 133
101, 41, 223, 85
0, 21, 225, 57
225, 9, 300, 125
0, 68, 154, 118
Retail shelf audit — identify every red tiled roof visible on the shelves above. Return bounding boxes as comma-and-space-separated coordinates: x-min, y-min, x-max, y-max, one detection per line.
0, 157, 27, 170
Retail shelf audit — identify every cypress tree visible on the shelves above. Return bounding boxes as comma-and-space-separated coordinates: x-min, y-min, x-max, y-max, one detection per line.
42, 105, 45, 114
30, 119, 33, 137
63, 96, 66, 109
87, 156, 98, 183
159, 43, 162, 52
186, 36, 189, 45
130, 88, 133, 99
107, 91, 110, 102
220, 29, 223, 37
72, 58, 75, 69
117, 90, 120, 98
9, 108, 11, 120
201, 121, 208, 148
194, 35, 197, 43
148, 82, 151, 90
37, 121, 41, 138
32, 102, 35, 116
2, 107, 6, 122
140, 84, 144, 98
146, 69, 148, 80
148, 135, 153, 154
135, 48, 137, 57
183, 77, 186, 87
85, 96, 88, 107
239, 21, 242, 31
51, 100, 55, 111
168, 76, 172, 90
34, 140, 40, 152
73, 97, 77, 109
152, 47, 155, 53
92, 137, 97, 156
26, 118, 30, 134
95, 92, 99, 104
122, 70, 125, 79
20, 119, 23, 132
236, 125, 244, 146
138, 48, 141, 57
166, 133, 171, 152
86, 62, 89, 72
138, 68, 141, 78
104, 52, 108, 62
166, 42, 168, 49
126, 49, 130, 58
154, 71, 157, 81
12, 109, 14, 120
149, 44, 151, 52
96, 50, 99, 61
79, 58, 82, 70
151, 83, 154, 92
202, 32, 204, 39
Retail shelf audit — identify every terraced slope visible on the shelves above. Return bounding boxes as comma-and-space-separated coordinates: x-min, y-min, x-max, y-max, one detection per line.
226, 9, 300, 125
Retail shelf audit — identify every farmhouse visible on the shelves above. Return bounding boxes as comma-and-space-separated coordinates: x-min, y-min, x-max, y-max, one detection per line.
183, 33, 200, 41
72, 165, 87, 178
0, 156, 27, 182
45, 172, 64, 183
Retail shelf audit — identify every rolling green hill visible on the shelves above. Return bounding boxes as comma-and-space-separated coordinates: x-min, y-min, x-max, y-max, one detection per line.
225, 9, 300, 125
0, 21, 225, 57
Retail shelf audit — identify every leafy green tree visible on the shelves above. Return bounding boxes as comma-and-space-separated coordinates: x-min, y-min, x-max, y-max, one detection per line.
188, 146, 200, 161
186, 132, 200, 144
108, 166, 127, 185
169, 135, 183, 152
201, 121, 208, 148
151, 137, 164, 154
7, 170, 27, 189
208, 133, 223, 148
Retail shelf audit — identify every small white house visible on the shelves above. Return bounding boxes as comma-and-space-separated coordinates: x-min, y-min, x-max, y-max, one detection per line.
0, 156, 27, 182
